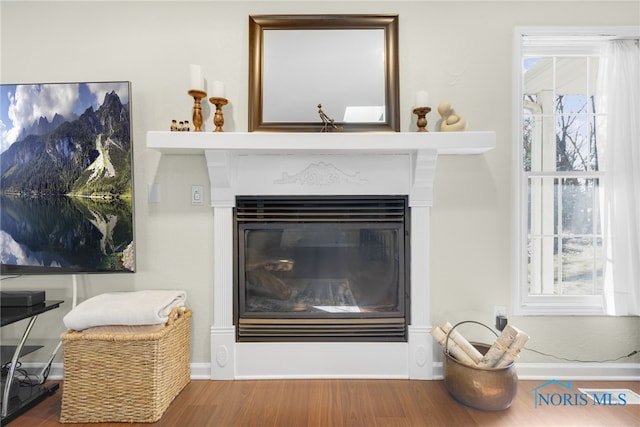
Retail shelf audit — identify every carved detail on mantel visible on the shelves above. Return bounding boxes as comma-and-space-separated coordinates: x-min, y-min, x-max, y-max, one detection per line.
274, 162, 367, 186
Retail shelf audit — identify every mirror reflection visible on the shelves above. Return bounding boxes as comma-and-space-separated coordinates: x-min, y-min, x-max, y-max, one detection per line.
249, 15, 399, 132
263, 29, 386, 123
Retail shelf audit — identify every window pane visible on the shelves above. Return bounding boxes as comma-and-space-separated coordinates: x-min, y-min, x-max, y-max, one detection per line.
555, 56, 599, 107
523, 110, 534, 172
527, 236, 558, 295
560, 178, 599, 234
557, 94, 588, 115
528, 236, 604, 297
556, 57, 588, 103
528, 177, 604, 297
523, 114, 558, 173
523, 57, 553, 97
594, 178, 602, 234
589, 57, 599, 98
596, 236, 604, 294
560, 237, 602, 295
527, 177, 558, 235
555, 112, 598, 172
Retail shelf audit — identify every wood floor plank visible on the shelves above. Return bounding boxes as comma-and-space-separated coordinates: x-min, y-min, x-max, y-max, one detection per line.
306, 378, 342, 427
4, 379, 639, 427
275, 380, 310, 427
368, 380, 407, 418
339, 380, 375, 426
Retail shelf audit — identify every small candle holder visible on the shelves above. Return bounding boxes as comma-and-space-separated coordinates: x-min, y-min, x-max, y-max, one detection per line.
188, 89, 207, 131
413, 107, 431, 132
209, 97, 228, 132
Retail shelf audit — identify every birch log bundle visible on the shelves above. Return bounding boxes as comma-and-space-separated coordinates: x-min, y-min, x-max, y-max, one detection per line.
430, 324, 479, 366
477, 324, 529, 368
430, 322, 529, 368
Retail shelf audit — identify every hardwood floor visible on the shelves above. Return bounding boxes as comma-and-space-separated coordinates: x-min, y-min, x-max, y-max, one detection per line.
7, 379, 640, 427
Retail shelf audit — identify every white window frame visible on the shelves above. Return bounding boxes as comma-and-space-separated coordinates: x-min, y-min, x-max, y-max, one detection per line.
512, 26, 638, 316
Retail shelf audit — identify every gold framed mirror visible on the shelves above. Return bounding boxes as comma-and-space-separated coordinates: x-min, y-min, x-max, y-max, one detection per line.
249, 15, 400, 132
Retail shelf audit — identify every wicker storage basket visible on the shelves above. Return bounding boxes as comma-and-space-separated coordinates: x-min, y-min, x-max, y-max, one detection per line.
60, 307, 191, 423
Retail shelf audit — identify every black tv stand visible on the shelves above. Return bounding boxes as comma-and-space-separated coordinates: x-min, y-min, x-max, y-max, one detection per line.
1, 300, 63, 424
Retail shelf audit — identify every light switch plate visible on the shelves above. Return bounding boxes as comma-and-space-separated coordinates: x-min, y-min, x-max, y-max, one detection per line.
191, 185, 204, 205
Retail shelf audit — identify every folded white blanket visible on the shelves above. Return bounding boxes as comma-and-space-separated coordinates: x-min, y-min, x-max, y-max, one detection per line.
63, 290, 187, 331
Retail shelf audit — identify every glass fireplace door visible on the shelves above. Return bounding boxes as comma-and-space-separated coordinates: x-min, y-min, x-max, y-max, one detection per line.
239, 223, 404, 318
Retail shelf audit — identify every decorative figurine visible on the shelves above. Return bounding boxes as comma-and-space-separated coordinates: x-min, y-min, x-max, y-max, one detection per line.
437, 102, 466, 132
318, 104, 339, 132
171, 120, 192, 131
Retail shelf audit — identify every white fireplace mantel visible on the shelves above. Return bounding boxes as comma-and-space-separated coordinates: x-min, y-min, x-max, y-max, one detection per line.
146, 130, 495, 380
147, 131, 495, 207
147, 130, 495, 156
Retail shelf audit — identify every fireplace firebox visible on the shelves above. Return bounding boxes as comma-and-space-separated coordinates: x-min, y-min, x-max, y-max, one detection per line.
235, 196, 409, 342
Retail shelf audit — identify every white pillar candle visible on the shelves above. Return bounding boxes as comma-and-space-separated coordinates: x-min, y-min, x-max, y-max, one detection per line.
211, 81, 226, 98
415, 90, 429, 107
190, 64, 204, 91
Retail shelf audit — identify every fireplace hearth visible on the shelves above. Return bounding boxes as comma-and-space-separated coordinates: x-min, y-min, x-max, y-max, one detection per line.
235, 196, 409, 342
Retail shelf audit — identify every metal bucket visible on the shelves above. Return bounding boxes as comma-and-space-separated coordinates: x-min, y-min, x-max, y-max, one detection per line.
443, 321, 518, 411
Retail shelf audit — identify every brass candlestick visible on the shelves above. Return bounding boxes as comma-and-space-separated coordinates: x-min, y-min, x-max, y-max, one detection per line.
413, 106, 431, 132
209, 97, 228, 132
188, 89, 207, 131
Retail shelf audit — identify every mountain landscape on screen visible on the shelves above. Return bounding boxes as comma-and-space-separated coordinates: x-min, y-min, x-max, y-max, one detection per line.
0, 82, 135, 273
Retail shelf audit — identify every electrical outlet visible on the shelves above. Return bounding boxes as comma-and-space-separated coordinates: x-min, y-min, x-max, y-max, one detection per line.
191, 185, 204, 206
494, 305, 507, 331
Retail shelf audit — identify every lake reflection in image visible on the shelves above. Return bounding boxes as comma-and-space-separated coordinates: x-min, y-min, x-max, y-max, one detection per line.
0, 195, 134, 272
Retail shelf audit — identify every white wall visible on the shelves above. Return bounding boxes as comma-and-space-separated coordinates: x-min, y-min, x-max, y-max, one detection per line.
1, 1, 639, 369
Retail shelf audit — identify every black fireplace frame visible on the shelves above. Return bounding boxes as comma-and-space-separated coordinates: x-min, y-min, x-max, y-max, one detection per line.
233, 195, 411, 342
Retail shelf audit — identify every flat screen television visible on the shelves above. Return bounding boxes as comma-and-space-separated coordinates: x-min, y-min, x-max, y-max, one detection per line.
0, 81, 135, 274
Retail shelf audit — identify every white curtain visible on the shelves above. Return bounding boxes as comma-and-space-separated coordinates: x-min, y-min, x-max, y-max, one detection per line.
599, 39, 640, 315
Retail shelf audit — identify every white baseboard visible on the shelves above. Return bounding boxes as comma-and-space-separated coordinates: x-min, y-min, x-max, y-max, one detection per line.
432, 362, 640, 381
34, 362, 212, 381
189, 363, 213, 379
41, 361, 640, 381
511, 362, 640, 380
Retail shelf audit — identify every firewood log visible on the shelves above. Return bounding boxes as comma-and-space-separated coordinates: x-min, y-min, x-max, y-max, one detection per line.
477, 324, 529, 368
440, 322, 484, 365
494, 328, 529, 368
246, 270, 293, 300
430, 326, 478, 367
246, 256, 294, 272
